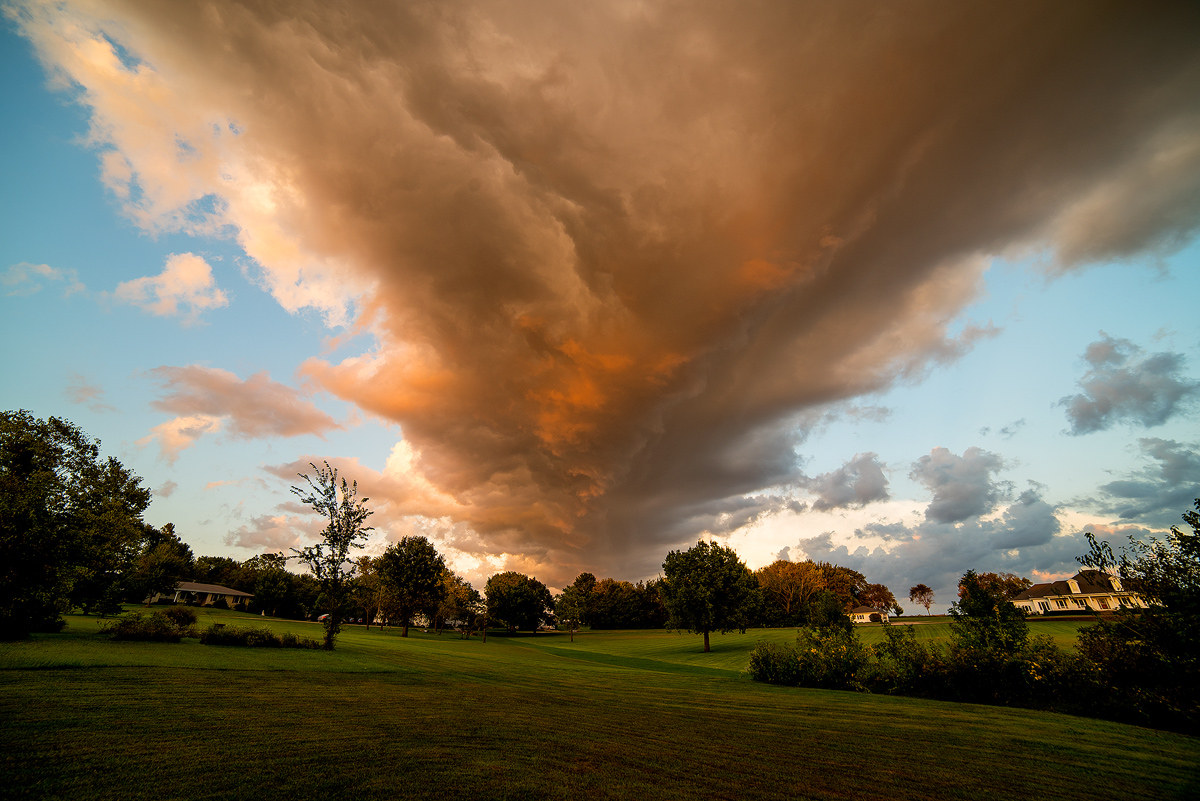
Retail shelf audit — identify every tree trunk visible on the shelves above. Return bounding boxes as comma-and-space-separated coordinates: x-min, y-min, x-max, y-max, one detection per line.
703, 630, 710, 652
402, 621, 409, 637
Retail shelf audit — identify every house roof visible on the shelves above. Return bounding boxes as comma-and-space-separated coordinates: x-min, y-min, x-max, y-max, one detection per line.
177, 581, 253, 598
850, 606, 886, 614
1013, 571, 1116, 602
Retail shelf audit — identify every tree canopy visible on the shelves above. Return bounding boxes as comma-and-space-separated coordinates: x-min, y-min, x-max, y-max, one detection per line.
379, 536, 446, 636
660, 540, 760, 652
485, 572, 553, 632
1, 410, 151, 638
957, 571, 1031, 602
949, 569, 1029, 652
908, 584, 935, 615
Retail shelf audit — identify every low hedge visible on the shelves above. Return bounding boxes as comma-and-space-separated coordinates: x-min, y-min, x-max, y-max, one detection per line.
199, 624, 322, 649
102, 611, 193, 642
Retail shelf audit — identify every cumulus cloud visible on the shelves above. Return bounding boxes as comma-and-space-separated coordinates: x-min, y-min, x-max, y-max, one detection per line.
2, 261, 84, 296
112, 252, 228, 324
792, 486, 1068, 611
805, 453, 890, 512
1059, 335, 1197, 435
154, 480, 178, 498
910, 446, 1008, 524
13, 1, 1200, 581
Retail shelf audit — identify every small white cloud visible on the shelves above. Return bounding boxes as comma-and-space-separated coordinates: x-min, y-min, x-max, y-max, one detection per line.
155, 480, 179, 497
3, 262, 85, 297
112, 252, 228, 324
138, 414, 223, 463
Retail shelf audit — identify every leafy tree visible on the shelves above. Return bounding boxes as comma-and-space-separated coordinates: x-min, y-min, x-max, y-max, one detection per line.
554, 572, 596, 640
756, 559, 826, 625
635, 578, 670, 629
1074, 498, 1200, 729
126, 522, 193, 605
949, 569, 1028, 652
68, 454, 152, 615
1, 411, 151, 638
957, 571, 1031, 602
192, 556, 248, 590
802, 588, 853, 633
379, 536, 446, 637
816, 562, 869, 611
351, 555, 391, 629
437, 571, 482, 636
908, 583, 935, 615
290, 462, 373, 650
858, 583, 902, 616
660, 540, 760, 652
589, 578, 643, 629
485, 572, 553, 633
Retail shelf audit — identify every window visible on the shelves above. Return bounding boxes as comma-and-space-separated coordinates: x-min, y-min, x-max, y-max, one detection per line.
1054, 599, 1067, 609
1098, 598, 1109, 610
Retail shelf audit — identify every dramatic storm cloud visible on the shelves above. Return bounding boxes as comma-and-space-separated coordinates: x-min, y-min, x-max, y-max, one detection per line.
1059, 335, 1197, 434
12, 0, 1200, 580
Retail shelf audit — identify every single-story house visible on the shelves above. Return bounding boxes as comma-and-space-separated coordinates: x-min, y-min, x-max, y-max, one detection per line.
1012, 570, 1147, 615
850, 605, 889, 624
147, 582, 254, 607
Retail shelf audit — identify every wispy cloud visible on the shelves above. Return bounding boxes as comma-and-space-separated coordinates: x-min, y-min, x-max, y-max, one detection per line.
140, 365, 342, 462
3, 262, 85, 297
64, 373, 116, 413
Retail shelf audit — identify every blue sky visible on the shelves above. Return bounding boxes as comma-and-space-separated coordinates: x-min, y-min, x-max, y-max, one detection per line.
3, 3, 1198, 610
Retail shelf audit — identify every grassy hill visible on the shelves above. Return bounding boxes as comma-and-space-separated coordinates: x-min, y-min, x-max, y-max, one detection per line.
2, 610, 1196, 800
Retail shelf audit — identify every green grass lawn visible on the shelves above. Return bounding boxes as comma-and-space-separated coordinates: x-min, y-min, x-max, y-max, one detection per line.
2, 610, 1196, 800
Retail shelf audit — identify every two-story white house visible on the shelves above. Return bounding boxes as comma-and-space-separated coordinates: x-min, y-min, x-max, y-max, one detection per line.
1012, 570, 1147, 615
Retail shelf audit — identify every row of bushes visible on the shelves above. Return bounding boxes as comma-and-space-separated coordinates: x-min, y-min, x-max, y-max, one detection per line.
103, 609, 321, 649
198, 625, 322, 649
103, 607, 199, 642
748, 621, 1189, 731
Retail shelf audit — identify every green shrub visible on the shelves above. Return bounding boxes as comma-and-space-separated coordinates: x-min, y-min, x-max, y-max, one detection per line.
103, 612, 184, 642
161, 606, 197, 629
748, 641, 801, 685
211, 598, 230, 610
199, 624, 321, 649
749, 626, 870, 691
866, 623, 947, 697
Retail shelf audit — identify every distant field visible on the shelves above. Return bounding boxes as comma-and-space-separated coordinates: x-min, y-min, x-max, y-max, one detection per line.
2, 610, 1195, 800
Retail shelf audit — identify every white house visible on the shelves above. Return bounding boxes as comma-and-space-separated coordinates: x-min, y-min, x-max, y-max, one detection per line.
147, 582, 254, 607
1012, 570, 1147, 615
850, 605, 889, 624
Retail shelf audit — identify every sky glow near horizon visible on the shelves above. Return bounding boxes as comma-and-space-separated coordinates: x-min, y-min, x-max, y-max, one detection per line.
2, 1, 1199, 612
